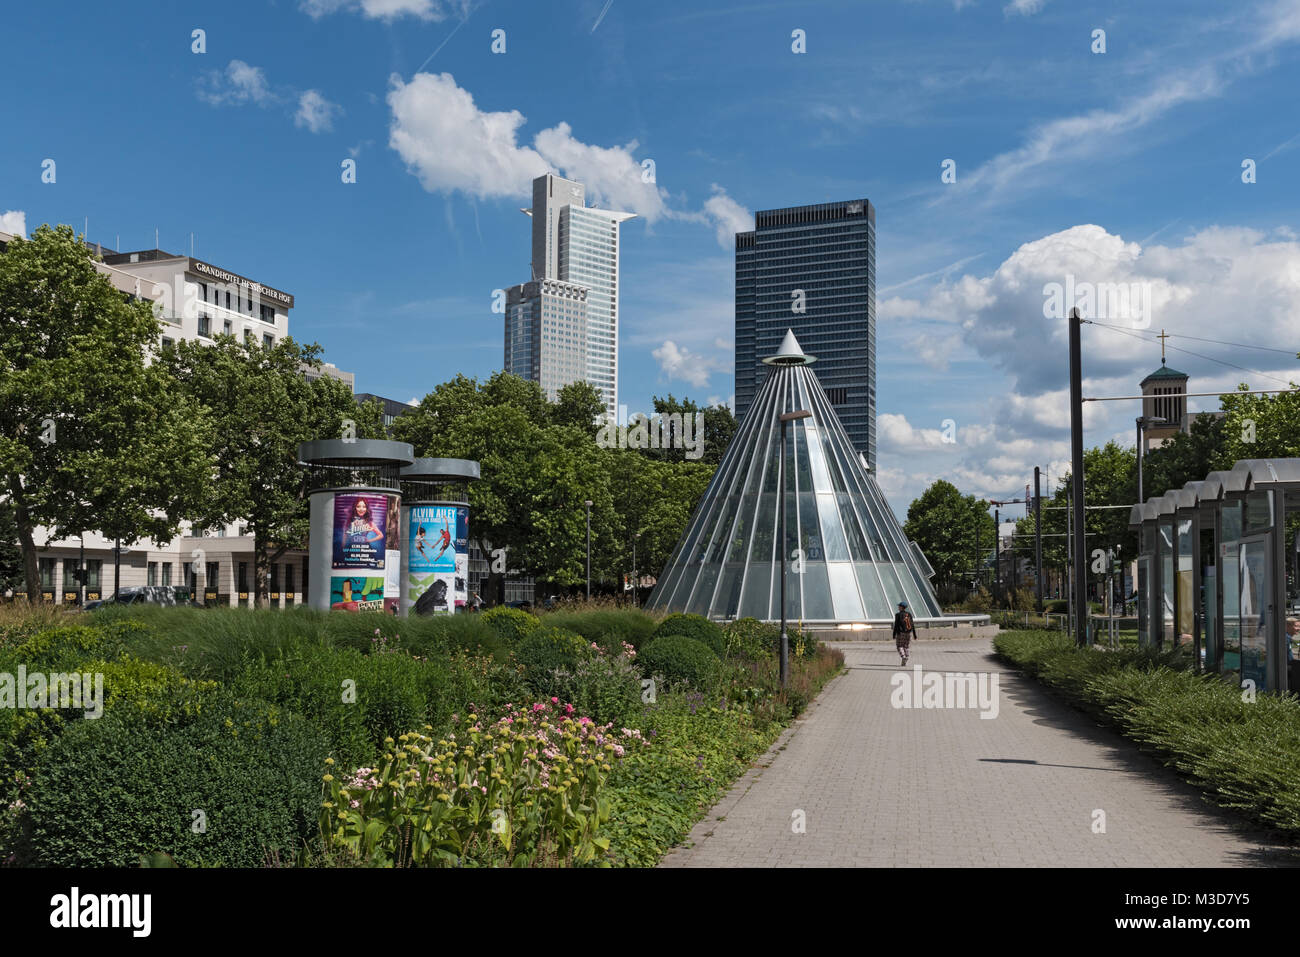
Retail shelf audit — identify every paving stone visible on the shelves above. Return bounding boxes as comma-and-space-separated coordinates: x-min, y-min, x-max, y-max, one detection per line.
658, 638, 1296, 868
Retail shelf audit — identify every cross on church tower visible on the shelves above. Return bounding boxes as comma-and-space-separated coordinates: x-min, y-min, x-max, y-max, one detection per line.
1157, 328, 1170, 365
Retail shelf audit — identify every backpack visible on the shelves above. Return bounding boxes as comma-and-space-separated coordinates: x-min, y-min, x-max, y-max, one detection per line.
902, 612, 913, 632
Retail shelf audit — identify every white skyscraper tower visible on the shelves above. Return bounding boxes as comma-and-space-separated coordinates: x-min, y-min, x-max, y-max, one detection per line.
505, 173, 634, 417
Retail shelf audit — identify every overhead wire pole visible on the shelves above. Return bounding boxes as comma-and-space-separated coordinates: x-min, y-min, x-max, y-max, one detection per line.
1034, 466, 1043, 613
1068, 307, 1089, 647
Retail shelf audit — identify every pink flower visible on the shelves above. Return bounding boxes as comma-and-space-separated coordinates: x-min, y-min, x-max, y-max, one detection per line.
550, 697, 559, 704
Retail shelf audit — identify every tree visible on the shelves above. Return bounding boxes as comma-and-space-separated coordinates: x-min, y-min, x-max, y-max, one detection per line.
0, 498, 22, 593
392, 373, 622, 595
903, 480, 995, 596
163, 335, 376, 607
0, 224, 211, 602
647, 394, 737, 465
1218, 383, 1300, 463
551, 381, 604, 433
1142, 411, 1230, 501
391, 372, 719, 598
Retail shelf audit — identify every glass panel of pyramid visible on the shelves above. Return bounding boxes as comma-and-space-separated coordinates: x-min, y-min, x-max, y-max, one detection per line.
647, 330, 943, 623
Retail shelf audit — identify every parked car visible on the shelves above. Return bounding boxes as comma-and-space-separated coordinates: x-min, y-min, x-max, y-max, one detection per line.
80, 586, 195, 611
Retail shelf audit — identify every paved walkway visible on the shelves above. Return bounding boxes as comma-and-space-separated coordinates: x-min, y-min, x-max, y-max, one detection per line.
660, 638, 1299, 867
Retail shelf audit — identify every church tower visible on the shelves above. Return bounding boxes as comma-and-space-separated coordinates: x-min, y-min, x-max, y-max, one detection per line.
1139, 330, 1188, 451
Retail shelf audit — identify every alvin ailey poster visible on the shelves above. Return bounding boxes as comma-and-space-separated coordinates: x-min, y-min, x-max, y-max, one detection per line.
407, 504, 468, 615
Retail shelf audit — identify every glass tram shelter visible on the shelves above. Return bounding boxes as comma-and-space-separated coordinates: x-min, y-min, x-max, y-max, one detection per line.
1129, 458, 1300, 692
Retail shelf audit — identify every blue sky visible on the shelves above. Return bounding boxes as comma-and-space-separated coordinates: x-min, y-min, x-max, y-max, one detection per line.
5, 0, 1300, 517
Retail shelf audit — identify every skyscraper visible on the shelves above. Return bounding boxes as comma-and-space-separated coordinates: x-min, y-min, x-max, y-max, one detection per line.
504, 173, 635, 416
734, 199, 876, 466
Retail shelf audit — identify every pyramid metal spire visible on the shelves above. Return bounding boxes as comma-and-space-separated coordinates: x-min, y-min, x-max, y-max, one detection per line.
647, 334, 942, 623
764, 328, 816, 366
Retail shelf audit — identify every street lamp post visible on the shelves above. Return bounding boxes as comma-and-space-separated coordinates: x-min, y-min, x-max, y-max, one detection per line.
584, 500, 593, 601
778, 409, 812, 689
631, 531, 640, 607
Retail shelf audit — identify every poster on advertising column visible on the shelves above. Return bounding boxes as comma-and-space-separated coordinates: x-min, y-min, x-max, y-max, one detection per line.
329, 575, 397, 614
332, 494, 391, 571
408, 504, 468, 615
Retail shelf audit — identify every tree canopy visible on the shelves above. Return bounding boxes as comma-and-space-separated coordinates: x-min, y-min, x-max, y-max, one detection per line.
0, 225, 211, 600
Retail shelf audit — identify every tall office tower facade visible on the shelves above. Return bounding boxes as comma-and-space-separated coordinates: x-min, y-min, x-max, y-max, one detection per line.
734, 199, 876, 467
504, 278, 589, 402
504, 173, 634, 418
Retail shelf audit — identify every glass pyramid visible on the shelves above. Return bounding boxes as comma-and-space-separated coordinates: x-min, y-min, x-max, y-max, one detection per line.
647, 330, 943, 623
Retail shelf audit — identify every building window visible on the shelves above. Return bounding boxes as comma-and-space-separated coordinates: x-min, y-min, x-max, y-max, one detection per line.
285, 563, 295, 595
206, 561, 220, 592
162, 562, 172, 586
225, 290, 231, 309
198, 315, 211, 337
224, 319, 233, 336
197, 281, 207, 302
161, 336, 174, 349
238, 562, 249, 593
39, 558, 56, 589
263, 333, 274, 348
148, 561, 158, 586
260, 304, 275, 324
270, 564, 280, 594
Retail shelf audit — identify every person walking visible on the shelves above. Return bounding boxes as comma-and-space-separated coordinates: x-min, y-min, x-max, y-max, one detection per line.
893, 601, 917, 666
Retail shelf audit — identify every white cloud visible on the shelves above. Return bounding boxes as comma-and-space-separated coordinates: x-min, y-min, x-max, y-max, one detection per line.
387, 72, 548, 199
907, 333, 957, 371
295, 90, 343, 133
652, 340, 719, 388
878, 412, 952, 451
386, 72, 742, 233
0, 210, 26, 238
701, 185, 752, 248
889, 223, 1300, 398
1003, 0, 1045, 14
197, 61, 342, 136
533, 122, 669, 221
300, 0, 469, 20
197, 60, 274, 106
873, 220, 1300, 511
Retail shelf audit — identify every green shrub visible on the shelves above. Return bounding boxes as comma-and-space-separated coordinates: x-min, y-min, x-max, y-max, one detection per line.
640, 635, 720, 691
13, 625, 125, 669
231, 644, 451, 768
25, 693, 327, 867
652, 614, 724, 658
549, 650, 644, 727
541, 609, 658, 651
723, 618, 777, 661
481, 606, 541, 644
514, 627, 592, 694
602, 695, 775, 867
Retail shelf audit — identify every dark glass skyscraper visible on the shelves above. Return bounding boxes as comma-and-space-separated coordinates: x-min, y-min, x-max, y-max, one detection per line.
734, 199, 876, 467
